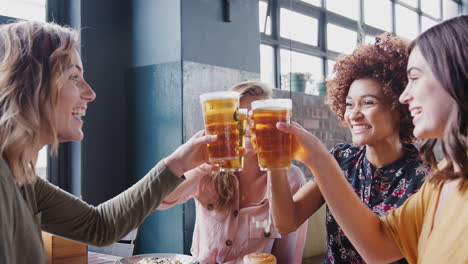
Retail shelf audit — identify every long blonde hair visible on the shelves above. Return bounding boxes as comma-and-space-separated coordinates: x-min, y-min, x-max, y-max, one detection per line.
210, 81, 272, 212
0, 21, 79, 185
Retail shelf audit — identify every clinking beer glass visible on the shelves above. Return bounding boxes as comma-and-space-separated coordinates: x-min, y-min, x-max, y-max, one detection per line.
251, 99, 293, 171
200, 91, 244, 171
221, 108, 248, 170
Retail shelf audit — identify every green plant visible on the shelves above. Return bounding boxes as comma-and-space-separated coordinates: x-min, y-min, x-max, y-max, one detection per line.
281, 72, 315, 93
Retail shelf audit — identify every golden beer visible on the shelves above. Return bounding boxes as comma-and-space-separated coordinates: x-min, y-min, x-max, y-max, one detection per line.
200, 91, 242, 171
251, 99, 292, 170
219, 108, 247, 171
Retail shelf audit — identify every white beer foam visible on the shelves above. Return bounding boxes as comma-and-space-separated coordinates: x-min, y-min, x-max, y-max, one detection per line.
251, 99, 292, 110
200, 91, 240, 103
237, 108, 248, 115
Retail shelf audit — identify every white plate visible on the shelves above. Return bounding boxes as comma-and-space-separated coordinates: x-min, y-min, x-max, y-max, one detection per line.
117, 253, 199, 264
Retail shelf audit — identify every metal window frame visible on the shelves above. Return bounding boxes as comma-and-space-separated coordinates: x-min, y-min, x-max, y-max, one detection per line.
259, 0, 458, 91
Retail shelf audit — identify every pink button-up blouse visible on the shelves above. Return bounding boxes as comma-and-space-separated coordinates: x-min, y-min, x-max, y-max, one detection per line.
158, 166, 308, 264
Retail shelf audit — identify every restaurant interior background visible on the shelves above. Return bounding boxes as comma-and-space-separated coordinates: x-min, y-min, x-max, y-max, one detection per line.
1, 0, 466, 262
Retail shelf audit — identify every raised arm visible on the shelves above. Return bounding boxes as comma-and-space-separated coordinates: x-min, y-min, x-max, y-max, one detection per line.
37, 131, 217, 246
158, 165, 211, 210
269, 169, 324, 234
270, 165, 310, 264
276, 122, 403, 263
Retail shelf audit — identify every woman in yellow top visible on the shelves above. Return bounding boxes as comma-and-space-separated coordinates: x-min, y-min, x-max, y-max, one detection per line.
272, 15, 467, 263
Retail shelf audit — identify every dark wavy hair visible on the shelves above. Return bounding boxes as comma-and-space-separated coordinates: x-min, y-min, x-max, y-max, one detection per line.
326, 32, 415, 143
411, 15, 468, 191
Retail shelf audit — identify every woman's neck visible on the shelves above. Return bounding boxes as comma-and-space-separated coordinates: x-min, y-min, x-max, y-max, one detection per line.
366, 139, 404, 169
237, 155, 267, 208
237, 155, 263, 184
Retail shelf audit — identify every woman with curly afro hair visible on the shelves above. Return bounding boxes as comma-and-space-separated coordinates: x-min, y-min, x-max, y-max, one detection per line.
268, 33, 430, 263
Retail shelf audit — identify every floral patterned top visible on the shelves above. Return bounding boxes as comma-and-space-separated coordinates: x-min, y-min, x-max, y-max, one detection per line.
325, 143, 430, 264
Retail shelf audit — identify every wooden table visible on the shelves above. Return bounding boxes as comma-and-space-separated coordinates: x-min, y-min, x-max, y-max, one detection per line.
87, 251, 122, 264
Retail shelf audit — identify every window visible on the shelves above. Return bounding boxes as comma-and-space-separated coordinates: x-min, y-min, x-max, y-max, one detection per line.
421, 0, 441, 18
421, 16, 438, 32
364, 0, 392, 32
365, 35, 376, 44
326, 0, 359, 20
444, 0, 460, 19
1, 0, 48, 179
37, 147, 48, 179
399, 0, 418, 8
259, 0, 462, 95
280, 49, 322, 94
300, 0, 321, 7
259, 1, 271, 35
260, 44, 276, 87
0, 0, 46, 22
280, 8, 318, 46
395, 4, 419, 40
327, 59, 336, 78
327, 24, 357, 54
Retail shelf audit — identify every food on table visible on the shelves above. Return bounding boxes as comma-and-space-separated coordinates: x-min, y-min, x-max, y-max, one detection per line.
243, 253, 277, 264
137, 257, 183, 264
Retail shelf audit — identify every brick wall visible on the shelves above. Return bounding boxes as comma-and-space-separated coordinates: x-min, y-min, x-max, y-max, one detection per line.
273, 89, 352, 180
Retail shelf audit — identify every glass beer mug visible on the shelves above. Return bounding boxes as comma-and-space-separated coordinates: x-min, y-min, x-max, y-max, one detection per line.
251, 98, 293, 171
219, 108, 248, 170
200, 91, 245, 171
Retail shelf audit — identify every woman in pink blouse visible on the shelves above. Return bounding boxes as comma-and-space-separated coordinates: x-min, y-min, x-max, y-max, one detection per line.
158, 81, 307, 264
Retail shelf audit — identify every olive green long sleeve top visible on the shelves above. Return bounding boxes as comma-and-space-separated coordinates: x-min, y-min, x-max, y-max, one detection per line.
0, 158, 184, 264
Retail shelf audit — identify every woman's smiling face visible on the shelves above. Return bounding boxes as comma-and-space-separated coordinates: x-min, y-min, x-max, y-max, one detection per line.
344, 78, 400, 146
55, 50, 96, 142
399, 46, 456, 140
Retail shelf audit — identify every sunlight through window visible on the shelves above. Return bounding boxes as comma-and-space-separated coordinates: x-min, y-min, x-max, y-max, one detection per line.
0, 0, 46, 22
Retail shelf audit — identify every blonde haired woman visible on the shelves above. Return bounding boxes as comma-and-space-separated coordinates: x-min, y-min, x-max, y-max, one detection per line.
0, 21, 216, 263
159, 81, 307, 264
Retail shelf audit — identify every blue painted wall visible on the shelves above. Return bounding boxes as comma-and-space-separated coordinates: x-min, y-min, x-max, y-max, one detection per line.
131, 0, 181, 66
79, 0, 260, 256
181, 0, 260, 73
126, 63, 183, 253
81, 0, 133, 205
80, 0, 185, 254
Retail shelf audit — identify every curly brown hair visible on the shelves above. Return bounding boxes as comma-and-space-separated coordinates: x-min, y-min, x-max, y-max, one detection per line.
326, 32, 415, 143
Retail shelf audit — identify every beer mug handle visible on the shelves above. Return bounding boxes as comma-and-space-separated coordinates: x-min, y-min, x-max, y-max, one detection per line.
247, 110, 260, 151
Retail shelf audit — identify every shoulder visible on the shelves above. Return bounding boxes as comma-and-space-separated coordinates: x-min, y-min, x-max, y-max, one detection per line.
0, 159, 22, 234
0, 160, 15, 204
286, 165, 305, 182
409, 179, 440, 207
33, 175, 59, 196
329, 143, 360, 157
194, 174, 226, 203
329, 143, 363, 169
400, 144, 431, 180
0, 158, 13, 184
0, 159, 19, 202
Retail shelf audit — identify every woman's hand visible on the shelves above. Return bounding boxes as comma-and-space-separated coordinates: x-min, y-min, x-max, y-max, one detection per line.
276, 121, 328, 168
164, 130, 217, 177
